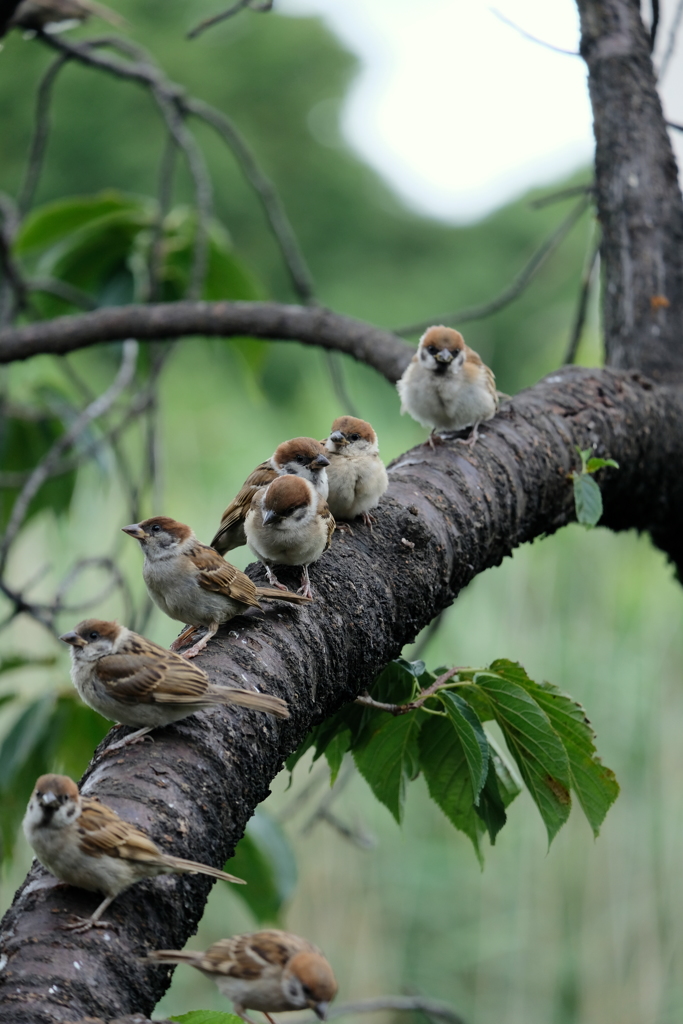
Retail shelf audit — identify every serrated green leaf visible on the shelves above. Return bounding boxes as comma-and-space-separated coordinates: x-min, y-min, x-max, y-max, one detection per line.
418, 714, 485, 863
439, 691, 489, 803
371, 659, 419, 705
354, 712, 422, 824
474, 739, 521, 843
475, 673, 571, 843
223, 810, 297, 924
572, 471, 603, 527
585, 457, 619, 473
171, 1012, 243, 1024
490, 660, 619, 835
324, 727, 350, 784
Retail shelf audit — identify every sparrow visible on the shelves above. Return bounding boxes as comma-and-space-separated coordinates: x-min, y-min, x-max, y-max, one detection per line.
244, 476, 334, 599
8, 0, 124, 32
396, 325, 498, 445
122, 516, 311, 659
22, 773, 245, 933
148, 929, 338, 1024
323, 416, 388, 527
59, 618, 289, 751
212, 438, 330, 555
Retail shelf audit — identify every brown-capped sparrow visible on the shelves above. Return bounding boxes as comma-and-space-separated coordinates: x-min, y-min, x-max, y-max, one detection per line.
59, 618, 289, 751
244, 476, 334, 599
9, 0, 123, 32
22, 773, 245, 933
148, 929, 338, 1024
212, 438, 330, 555
323, 416, 388, 527
122, 516, 311, 659
396, 326, 498, 445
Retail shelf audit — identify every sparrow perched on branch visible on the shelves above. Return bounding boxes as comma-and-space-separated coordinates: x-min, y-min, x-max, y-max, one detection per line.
123, 517, 311, 659
396, 326, 498, 445
244, 476, 334, 599
211, 437, 330, 555
23, 773, 245, 933
59, 618, 289, 751
323, 416, 388, 526
148, 929, 338, 1024
9, 0, 124, 32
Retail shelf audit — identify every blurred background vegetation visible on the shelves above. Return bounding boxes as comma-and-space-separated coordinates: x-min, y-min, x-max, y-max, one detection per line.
1, 2, 682, 1023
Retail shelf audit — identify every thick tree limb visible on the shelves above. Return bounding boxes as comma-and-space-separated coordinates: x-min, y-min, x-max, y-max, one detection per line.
0, 301, 415, 383
577, 0, 683, 381
1, 366, 683, 1023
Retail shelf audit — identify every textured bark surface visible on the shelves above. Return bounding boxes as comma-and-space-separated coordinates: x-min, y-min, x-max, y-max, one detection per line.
2, 366, 683, 1023
0, 302, 414, 384
578, 0, 683, 381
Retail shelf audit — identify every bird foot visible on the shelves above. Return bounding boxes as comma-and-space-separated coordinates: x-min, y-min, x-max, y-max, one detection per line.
61, 916, 112, 934
360, 511, 376, 528
170, 624, 200, 651
298, 581, 314, 599
334, 521, 354, 535
454, 423, 481, 447
180, 626, 217, 660
102, 727, 153, 754
265, 567, 289, 590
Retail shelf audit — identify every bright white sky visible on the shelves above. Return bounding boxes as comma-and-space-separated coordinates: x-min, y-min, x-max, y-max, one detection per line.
279, 0, 683, 223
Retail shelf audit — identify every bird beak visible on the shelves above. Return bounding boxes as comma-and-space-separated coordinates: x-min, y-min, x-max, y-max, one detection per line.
435, 350, 454, 364
59, 631, 87, 648
329, 431, 348, 446
39, 791, 59, 809
313, 454, 330, 468
262, 509, 279, 526
122, 523, 146, 539
314, 1003, 329, 1020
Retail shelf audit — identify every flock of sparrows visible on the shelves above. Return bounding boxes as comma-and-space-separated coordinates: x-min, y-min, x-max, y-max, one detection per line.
21, 327, 498, 1019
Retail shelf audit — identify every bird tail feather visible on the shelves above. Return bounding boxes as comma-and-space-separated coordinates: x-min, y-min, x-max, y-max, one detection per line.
213, 687, 290, 719
164, 857, 246, 884
147, 949, 204, 966
256, 587, 311, 604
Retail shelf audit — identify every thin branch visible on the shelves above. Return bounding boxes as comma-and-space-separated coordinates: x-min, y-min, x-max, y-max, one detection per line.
397, 196, 590, 336
530, 182, 594, 209
0, 194, 27, 326
0, 301, 415, 384
355, 667, 462, 716
564, 237, 600, 365
149, 132, 177, 302
650, 0, 660, 52
18, 53, 71, 215
667, 120, 683, 132
490, 7, 579, 56
658, 0, 683, 77
26, 276, 98, 309
293, 996, 466, 1024
324, 350, 358, 417
0, 339, 138, 570
187, 0, 273, 40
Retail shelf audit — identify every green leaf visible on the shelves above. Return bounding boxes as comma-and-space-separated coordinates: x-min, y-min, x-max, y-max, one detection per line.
439, 691, 489, 804
475, 672, 571, 843
474, 740, 521, 844
572, 471, 603, 527
223, 810, 297, 924
0, 412, 77, 532
354, 712, 422, 824
490, 660, 619, 835
15, 192, 146, 254
324, 727, 351, 784
371, 658, 420, 705
171, 1012, 243, 1024
0, 695, 57, 787
585, 457, 619, 473
418, 714, 485, 862
284, 730, 315, 774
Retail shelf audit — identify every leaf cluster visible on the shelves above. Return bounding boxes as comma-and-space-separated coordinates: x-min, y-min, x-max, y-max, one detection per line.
289, 657, 619, 862
571, 446, 619, 528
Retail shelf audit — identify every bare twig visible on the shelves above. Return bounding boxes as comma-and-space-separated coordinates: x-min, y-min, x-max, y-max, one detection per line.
564, 237, 600, 365
18, 53, 71, 215
667, 120, 683, 132
292, 996, 466, 1024
26, 277, 98, 309
149, 132, 177, 302
355, 666, 461, 716
530, 182, 594, 209
324, 350, 358, 417
301, 761, 375, 849
490, 7, 579, 56
0, 339, 138, 570
0, 194, 27, 326
187, 0, 273, 40
658, 0, 683, 77
397, 195, 590, 336
650, 0, 660, 52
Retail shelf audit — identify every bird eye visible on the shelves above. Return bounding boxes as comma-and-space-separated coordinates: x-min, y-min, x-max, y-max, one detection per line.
295, 454, 305, 463
151, 524, 161, 533
349, 433, 360, 442
89, 631, 99, 640
428, 346, 438, 355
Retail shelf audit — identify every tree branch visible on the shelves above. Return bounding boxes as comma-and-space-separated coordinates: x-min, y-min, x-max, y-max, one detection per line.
1, 366, 683, 1022
0, 301, 415, 383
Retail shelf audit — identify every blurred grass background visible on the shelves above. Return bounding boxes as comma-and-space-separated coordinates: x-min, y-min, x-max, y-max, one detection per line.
1, 2, 682, 1023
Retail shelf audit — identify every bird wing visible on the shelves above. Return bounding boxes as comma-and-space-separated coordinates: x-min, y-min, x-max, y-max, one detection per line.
318, 499, 336, 551
213, 463, 276, 539
189, 543, 261, 607
484, 365, 499, 410
78, 797, 162, 862
202, 930, 312, 977
95, 650, 210, 705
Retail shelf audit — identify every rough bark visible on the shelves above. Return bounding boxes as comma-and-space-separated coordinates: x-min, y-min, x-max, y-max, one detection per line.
0, 302, 414, 385
1, 366, 683, 1023
577, 0, 683, 381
